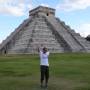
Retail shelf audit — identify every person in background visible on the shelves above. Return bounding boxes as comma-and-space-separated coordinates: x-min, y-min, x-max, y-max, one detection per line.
38, 46, 50, 88
4, 49, 7, 56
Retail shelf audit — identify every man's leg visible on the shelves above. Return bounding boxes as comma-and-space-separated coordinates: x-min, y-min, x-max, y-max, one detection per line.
45, 66, 49, 88
40, 66, 45, 87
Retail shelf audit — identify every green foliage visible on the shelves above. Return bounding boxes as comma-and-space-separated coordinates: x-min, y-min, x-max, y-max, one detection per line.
0, 53, 90, 90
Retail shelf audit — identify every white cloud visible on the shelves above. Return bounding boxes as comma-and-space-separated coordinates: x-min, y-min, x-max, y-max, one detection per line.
0, 0, 13, 3
40, 3, 49, 7
75, 23, 90, 37
27, 4, 33, 10
0, 39, 2, 43
56, 0, 90, 11
0, 0, 32, 16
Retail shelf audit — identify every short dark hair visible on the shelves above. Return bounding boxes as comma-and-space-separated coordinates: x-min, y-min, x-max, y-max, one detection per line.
43, 47, 47, 53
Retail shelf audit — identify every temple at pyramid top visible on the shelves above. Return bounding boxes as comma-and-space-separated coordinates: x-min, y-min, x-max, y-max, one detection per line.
0, 6, 90, 54
29, 6, 55, 17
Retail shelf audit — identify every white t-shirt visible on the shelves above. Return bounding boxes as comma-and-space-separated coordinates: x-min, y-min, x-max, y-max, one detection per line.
39, 51, 50, 66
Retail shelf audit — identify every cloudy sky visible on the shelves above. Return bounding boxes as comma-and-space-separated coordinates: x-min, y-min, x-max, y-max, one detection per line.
0, 0, 90, 43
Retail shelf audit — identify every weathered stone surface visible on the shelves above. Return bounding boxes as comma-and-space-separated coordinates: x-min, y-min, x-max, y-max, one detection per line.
0, 6, 90, 54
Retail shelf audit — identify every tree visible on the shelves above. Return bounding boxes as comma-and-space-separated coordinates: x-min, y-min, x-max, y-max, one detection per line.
85, 35, 90, 41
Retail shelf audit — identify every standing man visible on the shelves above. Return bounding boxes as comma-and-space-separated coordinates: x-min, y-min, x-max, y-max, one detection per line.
38, 46, 50, 88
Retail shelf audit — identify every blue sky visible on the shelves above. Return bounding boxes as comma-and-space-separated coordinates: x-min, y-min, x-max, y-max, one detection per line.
0, 0, 90, 43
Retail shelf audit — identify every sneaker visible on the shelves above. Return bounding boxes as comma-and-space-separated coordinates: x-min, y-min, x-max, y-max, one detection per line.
40, 84, 43, 88
44, 84, 48, 89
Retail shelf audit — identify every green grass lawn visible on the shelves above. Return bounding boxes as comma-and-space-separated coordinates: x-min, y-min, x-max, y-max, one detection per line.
0, 53, 90, 90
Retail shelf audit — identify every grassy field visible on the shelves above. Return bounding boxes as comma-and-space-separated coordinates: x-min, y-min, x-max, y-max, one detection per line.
0, 53, 90, 90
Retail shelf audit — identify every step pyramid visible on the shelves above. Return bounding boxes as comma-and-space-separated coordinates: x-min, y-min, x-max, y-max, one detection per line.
0, 6, 90, 54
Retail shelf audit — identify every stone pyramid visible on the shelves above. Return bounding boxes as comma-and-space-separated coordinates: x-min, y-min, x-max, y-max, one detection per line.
0, 6, 90, 54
